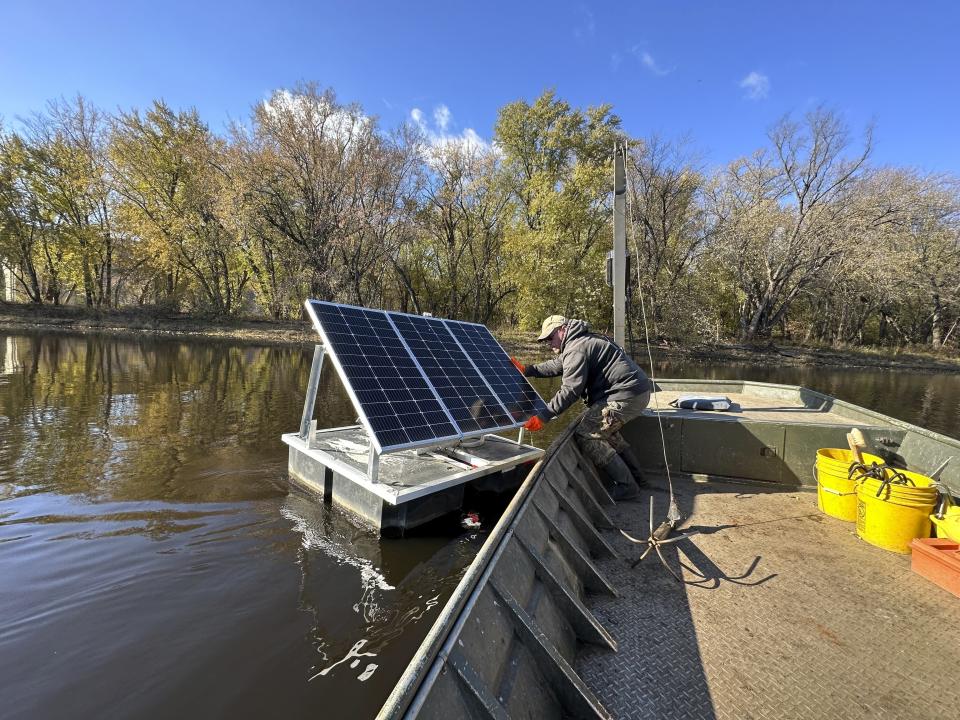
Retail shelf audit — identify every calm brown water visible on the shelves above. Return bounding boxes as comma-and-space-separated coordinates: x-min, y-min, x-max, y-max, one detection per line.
0, 333, 482, 720
1, 332, 958, 720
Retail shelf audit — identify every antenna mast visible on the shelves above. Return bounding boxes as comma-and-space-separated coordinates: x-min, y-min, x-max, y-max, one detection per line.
613, 143, 627, 346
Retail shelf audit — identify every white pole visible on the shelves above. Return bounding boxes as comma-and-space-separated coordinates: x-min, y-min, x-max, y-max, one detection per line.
613, 143, 627, 347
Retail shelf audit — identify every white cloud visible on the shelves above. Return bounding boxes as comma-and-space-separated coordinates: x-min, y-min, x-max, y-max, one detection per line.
433, 104, 451, 131
262, 89, 371, 146
433, 128, 488, 156
628, 45, 677, 77
573, 5, 596, 42
640, 52, 674, 75
610, 52, 623, 72
740, 71, 770, 100
409, 104, 489, 157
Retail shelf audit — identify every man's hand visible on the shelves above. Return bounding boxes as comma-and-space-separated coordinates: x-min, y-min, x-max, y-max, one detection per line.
510, 357, 525, 374
523, 416, 543, 432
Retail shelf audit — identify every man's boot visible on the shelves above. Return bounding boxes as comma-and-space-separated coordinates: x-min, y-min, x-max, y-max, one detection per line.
599, 454, 640, 501
617, 447, 648, 488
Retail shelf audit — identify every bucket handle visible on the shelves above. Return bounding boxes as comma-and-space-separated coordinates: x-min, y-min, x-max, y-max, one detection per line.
814, 464, 859, 496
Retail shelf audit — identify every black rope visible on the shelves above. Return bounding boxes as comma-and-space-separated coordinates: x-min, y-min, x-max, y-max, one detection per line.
847, 461, 915, 497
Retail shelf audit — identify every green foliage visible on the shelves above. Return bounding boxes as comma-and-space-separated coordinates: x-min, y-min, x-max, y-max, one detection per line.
495, 91, 621, 329
2, 89, 958, 353
110, 101, 249, 314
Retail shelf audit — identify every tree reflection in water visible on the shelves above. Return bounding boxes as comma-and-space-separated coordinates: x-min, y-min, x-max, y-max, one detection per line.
0, 332, 476, 720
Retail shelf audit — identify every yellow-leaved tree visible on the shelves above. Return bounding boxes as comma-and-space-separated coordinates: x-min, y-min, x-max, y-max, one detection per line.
494, 90, 621, 330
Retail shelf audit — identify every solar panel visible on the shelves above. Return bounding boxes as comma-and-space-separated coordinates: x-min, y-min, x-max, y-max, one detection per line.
305, 300, 548, 454
305, 301, 460, 453
443, 320, 550, 423
388, 312, 516, 436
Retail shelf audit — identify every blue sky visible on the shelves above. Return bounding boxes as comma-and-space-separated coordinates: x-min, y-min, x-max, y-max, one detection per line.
2, 0, 957, 172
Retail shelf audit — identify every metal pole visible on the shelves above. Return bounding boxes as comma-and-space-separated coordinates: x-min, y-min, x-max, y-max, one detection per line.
613, 143, 627, 347
300, 344, 326, 439
368, 446, 380, 484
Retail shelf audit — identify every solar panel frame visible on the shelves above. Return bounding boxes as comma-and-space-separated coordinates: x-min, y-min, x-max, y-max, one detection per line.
443, 319, 550, 423
304, 300, 462, 454
386, 311, 521, 439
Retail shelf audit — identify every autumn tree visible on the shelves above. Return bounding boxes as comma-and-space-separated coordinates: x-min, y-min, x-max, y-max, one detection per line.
625, 136, 717, 339
110, 101, 249, 313
710, 108, 872, 342
407, 139, 514, 322
860, 169, 960, 347
240, 84, 380, 303
18, 97, 116, 306
494, 90, 622, 328
0, 131, 50, 302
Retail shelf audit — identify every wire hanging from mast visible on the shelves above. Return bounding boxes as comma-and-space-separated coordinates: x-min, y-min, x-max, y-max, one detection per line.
620, 140, 680, 524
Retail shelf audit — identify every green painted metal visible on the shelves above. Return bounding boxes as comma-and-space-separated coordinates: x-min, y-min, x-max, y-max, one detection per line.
623, 379, 960, 495
680, 421, 786, 483
378, 379, 960, 720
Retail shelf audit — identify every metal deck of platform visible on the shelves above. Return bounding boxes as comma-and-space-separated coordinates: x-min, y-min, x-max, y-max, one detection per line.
577, 474, 960, 720
283, 427, 543, 534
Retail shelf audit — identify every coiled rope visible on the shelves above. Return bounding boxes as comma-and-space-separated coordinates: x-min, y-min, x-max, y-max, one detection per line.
848, 461, 915, 497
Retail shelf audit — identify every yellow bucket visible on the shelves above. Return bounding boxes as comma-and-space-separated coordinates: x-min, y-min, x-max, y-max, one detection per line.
814, 449, 860, 522
931, 494, 960, 542
855, 470, 938, 554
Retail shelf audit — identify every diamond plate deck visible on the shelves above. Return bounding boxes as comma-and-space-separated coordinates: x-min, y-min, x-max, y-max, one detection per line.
577, 476, 960, 720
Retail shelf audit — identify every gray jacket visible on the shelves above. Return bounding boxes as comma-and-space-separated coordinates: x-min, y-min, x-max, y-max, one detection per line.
524, 319, 649, 420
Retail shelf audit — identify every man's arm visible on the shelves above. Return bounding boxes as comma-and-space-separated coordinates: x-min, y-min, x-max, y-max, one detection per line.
541, 350, 589, 420
524, 356, 563, 378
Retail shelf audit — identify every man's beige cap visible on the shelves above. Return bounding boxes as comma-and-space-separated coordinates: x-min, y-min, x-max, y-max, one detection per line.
537, 315, 567, 341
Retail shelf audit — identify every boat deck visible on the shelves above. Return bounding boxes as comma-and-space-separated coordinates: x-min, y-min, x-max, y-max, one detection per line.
577, 474, 960, 720
647, 390, 869, 426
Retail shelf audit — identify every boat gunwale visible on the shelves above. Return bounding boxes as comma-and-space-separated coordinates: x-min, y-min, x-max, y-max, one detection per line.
377, 378, 960, 719
376, 414, 585, 719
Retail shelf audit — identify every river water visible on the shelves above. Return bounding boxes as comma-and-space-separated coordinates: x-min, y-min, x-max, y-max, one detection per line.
1, 332, 958, 719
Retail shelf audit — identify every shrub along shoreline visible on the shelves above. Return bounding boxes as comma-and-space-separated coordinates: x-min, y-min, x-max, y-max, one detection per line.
3, 302, 958, 374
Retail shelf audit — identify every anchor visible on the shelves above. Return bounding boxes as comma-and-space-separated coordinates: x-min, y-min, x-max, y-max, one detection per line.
620, 496, 699, 582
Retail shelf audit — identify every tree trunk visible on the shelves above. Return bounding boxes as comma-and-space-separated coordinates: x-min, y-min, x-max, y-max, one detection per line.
931, 292, 943, 348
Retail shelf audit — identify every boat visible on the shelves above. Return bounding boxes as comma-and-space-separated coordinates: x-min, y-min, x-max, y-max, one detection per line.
376, 378, 960, 719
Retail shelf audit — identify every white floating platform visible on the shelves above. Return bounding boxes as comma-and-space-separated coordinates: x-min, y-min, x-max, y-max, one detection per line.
282, 426, 544, 534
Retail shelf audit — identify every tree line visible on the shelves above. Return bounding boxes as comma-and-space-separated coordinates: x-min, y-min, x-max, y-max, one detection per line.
2, 85, 958, 349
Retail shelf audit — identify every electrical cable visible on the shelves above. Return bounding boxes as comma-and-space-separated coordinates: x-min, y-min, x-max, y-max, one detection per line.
623, 142, 681, 524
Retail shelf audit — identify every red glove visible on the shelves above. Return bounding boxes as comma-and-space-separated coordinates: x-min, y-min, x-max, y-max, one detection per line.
510, 357, 525, 374
523, 416, 543, 432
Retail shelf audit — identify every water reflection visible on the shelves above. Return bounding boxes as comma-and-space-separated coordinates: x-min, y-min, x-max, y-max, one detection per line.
0, 332, 474, 720
281, 492, 475, 700
0, 333, 342, 498
2, 331, 958, 720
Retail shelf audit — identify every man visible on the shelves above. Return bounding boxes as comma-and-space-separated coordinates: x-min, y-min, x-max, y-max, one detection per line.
515, 315, 650, 500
